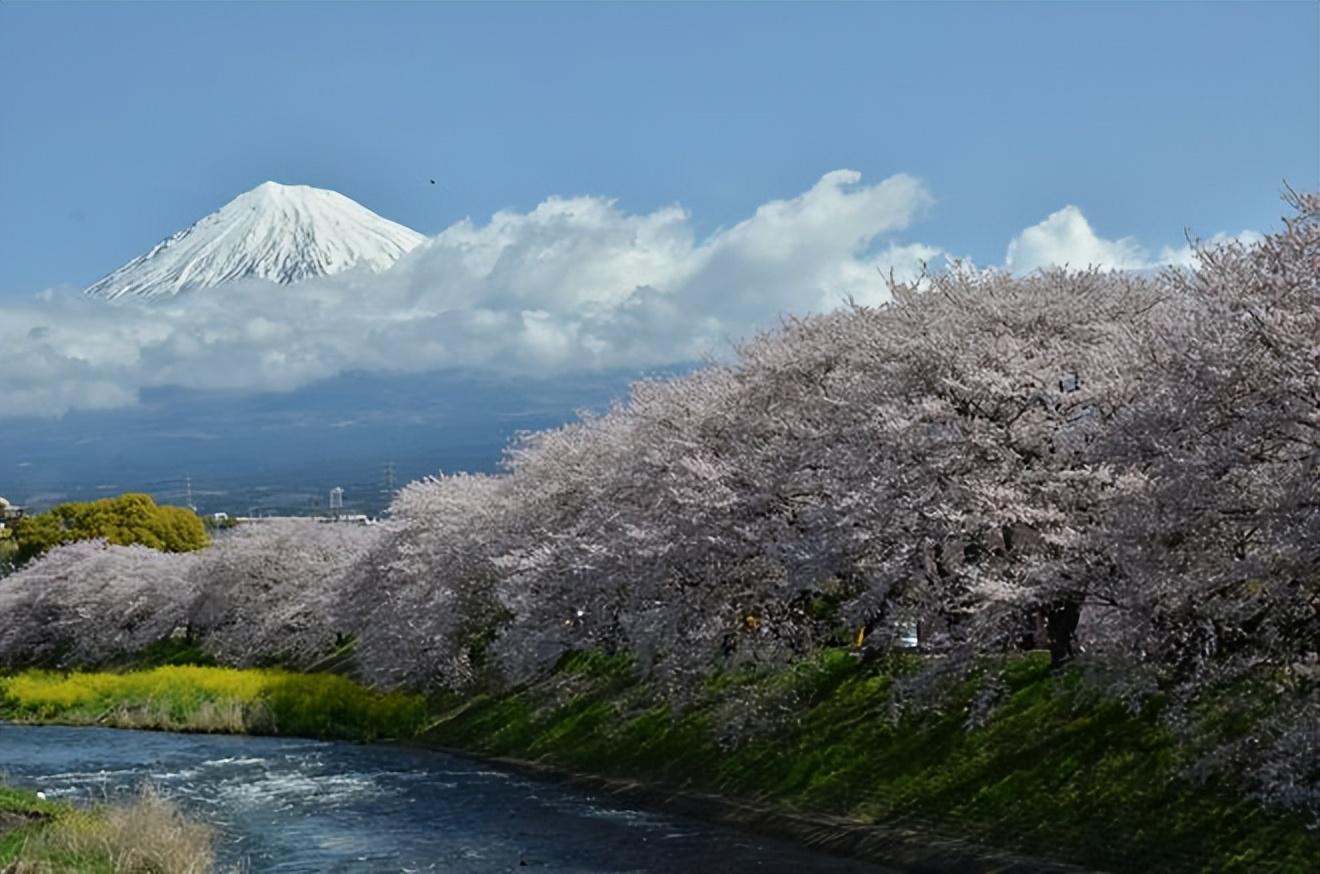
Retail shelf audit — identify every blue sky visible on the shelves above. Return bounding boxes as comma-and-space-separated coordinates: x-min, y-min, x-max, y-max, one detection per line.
2, 1, 1316, 298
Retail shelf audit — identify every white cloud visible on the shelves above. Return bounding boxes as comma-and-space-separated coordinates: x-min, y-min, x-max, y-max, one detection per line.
1156, 230, 1266, 268
0, 173, 1264, 419
0, 170, 939, 418
1005, 205, 1149, 274
1005, 205, 1263, 276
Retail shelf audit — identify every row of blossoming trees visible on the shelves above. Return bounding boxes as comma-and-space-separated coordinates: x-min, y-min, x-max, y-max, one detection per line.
1, 191, 1316, 812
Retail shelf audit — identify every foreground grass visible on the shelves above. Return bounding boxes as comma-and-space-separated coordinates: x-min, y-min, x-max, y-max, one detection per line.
423, 649, 1320, 874
0, 783, 217, 873
0, 666, 426, 742
0, 784, 60, 866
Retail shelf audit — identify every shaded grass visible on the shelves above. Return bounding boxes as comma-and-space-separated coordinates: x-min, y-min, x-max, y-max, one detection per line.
424, 648, 1320, 874
0, 666, 426, 742
130, 637, 217, 670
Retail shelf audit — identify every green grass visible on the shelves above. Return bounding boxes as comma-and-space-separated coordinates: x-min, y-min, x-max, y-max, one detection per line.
0, 785, 61, 818
0, 782, 220, 873
0, 784, 59, 866
423, 648, 1320, 874
0, 665, 427, 742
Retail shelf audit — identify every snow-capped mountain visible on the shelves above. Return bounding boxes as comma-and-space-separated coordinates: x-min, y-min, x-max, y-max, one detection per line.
84, 181, 426, 299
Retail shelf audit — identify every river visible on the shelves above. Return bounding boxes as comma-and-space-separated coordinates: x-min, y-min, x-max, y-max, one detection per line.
1, 724, 893, 873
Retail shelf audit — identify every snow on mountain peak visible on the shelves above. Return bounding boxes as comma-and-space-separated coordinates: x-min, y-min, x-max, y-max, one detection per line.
84, 182, 427, 299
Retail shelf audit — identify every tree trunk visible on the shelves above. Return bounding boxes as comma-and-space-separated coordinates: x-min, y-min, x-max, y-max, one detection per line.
1045, 599, 1081, 669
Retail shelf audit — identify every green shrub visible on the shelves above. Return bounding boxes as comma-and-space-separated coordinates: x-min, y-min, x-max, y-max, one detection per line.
14, 494, 209, 564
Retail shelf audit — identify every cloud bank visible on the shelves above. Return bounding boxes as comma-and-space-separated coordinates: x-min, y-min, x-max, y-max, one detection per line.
1005, 204, 1263, 274
0, 170, 1250, 418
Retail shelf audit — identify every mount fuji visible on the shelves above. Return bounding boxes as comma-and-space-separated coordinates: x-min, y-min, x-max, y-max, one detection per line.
83, 181, 426, 299
27, 180, 640, 516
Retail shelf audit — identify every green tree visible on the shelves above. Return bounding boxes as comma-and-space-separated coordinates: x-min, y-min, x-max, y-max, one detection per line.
13, 493, 209, 565
0, 526, 16, 577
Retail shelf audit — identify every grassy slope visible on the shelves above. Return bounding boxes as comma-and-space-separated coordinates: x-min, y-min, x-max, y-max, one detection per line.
422, 649, 1319, 874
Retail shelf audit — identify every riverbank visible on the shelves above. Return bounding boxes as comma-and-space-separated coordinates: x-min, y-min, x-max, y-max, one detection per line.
0, 781, 218, 873
0, 784, 56, 862
0, 665, 425, 741
438, 745, 1099, 874
418, 649, 1319, 874
4, 654, 1316, 874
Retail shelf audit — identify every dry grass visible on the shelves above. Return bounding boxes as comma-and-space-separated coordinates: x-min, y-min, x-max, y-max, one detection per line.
99, 699, 250, 735
8, 786, 219, 874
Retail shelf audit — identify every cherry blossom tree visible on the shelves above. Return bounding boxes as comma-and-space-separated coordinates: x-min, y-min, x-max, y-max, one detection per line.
188, 519, 378, 668
338, 473, 516, 690
1078, 189, 1320, 812
0, 540, 197, 669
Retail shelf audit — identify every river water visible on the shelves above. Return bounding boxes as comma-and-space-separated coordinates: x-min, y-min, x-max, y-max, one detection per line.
1, 724, 892, 873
